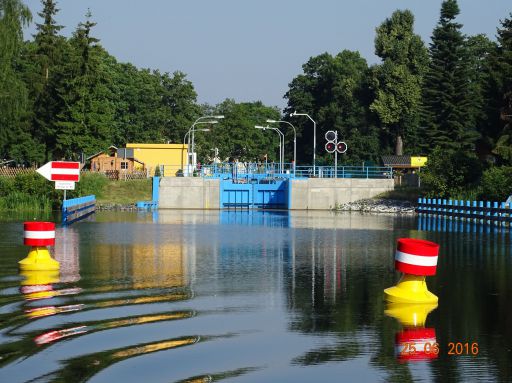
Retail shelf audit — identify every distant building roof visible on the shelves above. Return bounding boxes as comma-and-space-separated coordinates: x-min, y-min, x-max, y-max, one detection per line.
382, 155, 427, 168
382, 155, 411, 168
87, 146, 118, 161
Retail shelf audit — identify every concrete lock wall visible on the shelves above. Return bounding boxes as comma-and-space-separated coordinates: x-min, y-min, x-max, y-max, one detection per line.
159, 177, 220, 209
159, 177, 393, 210
289, 178, 394, 210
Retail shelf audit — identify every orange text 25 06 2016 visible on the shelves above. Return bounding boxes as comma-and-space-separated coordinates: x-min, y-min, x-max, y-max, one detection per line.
400, 342, 479, 356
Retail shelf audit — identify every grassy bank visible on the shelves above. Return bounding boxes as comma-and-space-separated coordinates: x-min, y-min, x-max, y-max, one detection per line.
0, 172, 152, 211
96, 179, 152, 205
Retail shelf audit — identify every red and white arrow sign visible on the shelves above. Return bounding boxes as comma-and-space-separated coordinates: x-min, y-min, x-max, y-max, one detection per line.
37, 161, 80, 182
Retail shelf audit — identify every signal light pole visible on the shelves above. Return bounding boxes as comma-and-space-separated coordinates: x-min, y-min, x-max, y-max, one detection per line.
325, 130, 347, 178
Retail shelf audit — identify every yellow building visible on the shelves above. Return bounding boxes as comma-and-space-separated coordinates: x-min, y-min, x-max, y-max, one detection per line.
126, 143, 188, 176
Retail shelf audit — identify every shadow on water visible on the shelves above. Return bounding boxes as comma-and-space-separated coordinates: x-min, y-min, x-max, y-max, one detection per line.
0, 210, 510, 382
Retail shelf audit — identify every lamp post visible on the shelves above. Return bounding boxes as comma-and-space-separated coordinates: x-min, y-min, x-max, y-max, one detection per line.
184, 115, 224, 175
290, 111, 316, 176
183, 127, 211, 176
267, 119, 296, 174
255, 125, 284, 173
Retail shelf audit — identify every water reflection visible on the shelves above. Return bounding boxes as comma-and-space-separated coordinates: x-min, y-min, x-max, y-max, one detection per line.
0, 211, 510, 382
385, 303, 438, 362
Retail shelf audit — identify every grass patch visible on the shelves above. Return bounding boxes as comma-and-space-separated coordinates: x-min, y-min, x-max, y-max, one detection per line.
0, 191, 52, 212
96, 179, 152, 205
374, 186, 421, 203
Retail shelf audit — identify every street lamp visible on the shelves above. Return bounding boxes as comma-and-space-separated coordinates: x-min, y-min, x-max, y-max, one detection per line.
290, 111, 316, 175
255, 125, 284, 173
267, 119, 297, 174
184, 115, 224, 175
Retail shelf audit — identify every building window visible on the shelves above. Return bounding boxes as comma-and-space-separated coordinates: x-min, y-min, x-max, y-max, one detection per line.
121, 161, 128, 170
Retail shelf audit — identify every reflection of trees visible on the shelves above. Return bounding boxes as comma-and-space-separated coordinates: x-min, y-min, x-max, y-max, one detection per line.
427, 229, 512, 382
284, 227, 416, 379
286, 223, 512, 381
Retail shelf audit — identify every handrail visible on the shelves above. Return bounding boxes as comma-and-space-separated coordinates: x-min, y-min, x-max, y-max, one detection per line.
162, 162, 393, 179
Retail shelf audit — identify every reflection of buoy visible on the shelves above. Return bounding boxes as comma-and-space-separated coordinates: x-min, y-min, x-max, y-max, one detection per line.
20, 270, 60, 300
385, 303, 437, 327
396, 328, 438, 362
19, 222, 60, 271
384, 238, 439, 304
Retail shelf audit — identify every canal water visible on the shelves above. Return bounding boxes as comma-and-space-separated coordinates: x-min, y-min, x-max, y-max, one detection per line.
0, 210, 511, 382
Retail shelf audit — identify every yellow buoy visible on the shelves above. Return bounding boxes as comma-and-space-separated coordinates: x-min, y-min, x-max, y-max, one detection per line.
19, 222, 60, 271
384, 238, 439, 304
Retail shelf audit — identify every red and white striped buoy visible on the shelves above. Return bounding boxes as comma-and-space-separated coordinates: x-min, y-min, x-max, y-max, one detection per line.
24, 222, 55, 247
19, 222, 59, 271
384, 238, 440, 304
395, 238, 439, 276
396, 328, 438, 362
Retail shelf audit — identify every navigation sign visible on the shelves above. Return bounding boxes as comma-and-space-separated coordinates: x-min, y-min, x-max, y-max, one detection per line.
55, 181, 76, 190
37, 161, 80, 182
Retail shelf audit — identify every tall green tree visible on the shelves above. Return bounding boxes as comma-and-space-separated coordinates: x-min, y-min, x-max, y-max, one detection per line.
488, 14, 512, 163
55, 10, 114, 159
422, 0, 478, 152
285, 50, 379, 165
465, 34, 495, 158
30, 0, 66, 161
0, 0, 43, 163
370, 9, 428, 156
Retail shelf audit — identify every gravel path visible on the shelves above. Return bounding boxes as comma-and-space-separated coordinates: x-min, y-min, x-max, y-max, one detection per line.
334, 199, 416, 214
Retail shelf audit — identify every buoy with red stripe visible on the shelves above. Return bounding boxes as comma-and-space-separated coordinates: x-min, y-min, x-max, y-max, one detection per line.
19, 222, 60, 271
384, 238, 439, 304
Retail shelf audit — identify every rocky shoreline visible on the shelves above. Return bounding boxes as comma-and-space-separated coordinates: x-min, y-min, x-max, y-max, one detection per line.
96, 199, 417, 214
96, 203, 137, 211
334, 199, 417, 214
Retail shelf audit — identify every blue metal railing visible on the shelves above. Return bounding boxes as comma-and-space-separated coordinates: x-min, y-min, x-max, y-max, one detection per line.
62, 195, 96, 225
194, 163, 392, 180
417, 198, 512, 226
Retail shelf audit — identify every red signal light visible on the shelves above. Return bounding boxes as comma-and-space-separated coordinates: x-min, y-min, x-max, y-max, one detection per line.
325, 142, 336, 153
337, 141, 347, 154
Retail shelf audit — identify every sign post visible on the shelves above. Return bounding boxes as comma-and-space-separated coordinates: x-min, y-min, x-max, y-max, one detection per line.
36, 161, 80, 201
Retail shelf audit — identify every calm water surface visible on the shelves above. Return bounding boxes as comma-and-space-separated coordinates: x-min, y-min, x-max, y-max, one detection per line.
0, 210, 511, 382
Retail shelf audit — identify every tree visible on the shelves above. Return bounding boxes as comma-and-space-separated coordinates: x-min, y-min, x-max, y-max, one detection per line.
0, 0, 44, 163
285, 50, 380, 165
422, 0, 478, 152
29, 0, 66, 161
54, 10, 114, 159
464, 34, 496, 158
198, 99, 281, 162
488, 14, 512, 164
370, 9, 428, 156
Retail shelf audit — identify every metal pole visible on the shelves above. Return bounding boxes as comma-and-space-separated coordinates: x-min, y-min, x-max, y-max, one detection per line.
334, 131, 338, 178
290, 113, 316, 176
313, 119, 316, 176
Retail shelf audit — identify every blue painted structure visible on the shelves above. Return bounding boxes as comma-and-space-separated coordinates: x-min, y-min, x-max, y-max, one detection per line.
199, 163, 392, 180
417, 198, 511, 226
136, 177, 159, 210
220, 178, 288, 209
62, 195, 96, 225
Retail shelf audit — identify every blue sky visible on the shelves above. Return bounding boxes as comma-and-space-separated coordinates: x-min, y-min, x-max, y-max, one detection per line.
23, 0, 511, 110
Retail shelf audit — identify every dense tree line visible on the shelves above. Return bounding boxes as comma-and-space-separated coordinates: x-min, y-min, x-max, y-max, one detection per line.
285, 0, 512, 198
1, 0, 512, 197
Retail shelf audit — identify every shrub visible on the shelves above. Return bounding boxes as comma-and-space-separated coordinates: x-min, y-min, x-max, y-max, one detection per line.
421, 147, 482, 198
479, 166, 512, 202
